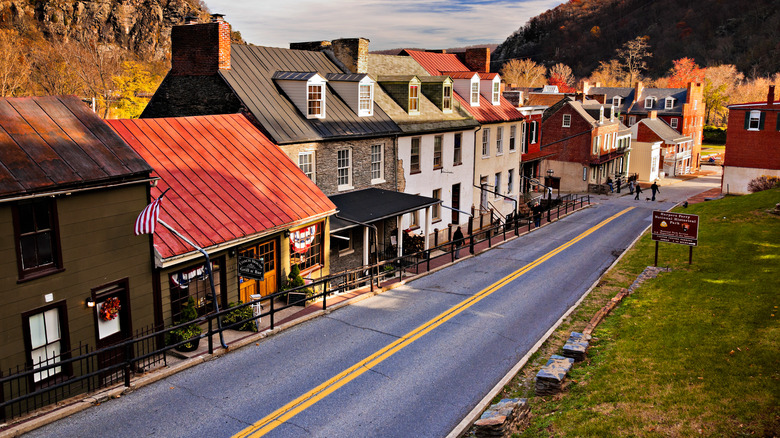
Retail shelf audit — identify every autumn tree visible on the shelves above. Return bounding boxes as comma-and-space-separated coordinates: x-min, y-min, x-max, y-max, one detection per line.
667, 57, 705, 88
28, 39, 83, 96
703, 64, 744, 126
588, 60, 625, 87
0, 29, 32, 96
112, 61, 161, 119
500, 59, 547, 88
616, 36, 651, 86
549, 63, 574, 87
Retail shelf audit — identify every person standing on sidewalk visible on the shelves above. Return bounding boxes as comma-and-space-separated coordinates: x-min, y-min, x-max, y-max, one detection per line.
634, 183, 643, 200
452, 226, 464, 259
651, 181, 660, 201
629, 180, 635, 195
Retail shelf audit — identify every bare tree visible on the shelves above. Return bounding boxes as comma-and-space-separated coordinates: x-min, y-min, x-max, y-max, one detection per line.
62, 37, 125, 117
588, 60, 626, 87
616, 36, 651, 86
549, 63, 574, 86
500, 59, 547, 88
0, 29, 31, 96
28, 39, 83, 96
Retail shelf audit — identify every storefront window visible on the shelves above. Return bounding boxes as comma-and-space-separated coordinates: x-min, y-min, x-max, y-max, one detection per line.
290, 223, 322, 271
169, 260, 221, 322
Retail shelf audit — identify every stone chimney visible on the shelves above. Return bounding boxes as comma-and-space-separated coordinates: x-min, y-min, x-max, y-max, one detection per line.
768, 85, 776, 104
582, 81, 592, 95
648, 110, 657, 119
331, 38, 370, 74
463, 48, 490, 73
633, 82, 644, 104
170, 15, 231, 76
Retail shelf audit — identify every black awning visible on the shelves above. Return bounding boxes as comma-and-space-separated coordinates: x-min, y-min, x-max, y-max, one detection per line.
329, 188, 440, 232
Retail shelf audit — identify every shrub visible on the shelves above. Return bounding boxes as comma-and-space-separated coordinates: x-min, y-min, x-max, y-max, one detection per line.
703, 125, 727, 145
747, 176, 780, 193
222, 301, 257, 332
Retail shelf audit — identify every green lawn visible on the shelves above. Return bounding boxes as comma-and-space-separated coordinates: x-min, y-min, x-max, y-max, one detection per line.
510, 189, 780, 437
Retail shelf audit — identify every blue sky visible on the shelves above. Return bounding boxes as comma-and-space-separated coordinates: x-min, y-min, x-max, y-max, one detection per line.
204, 0, 564, 50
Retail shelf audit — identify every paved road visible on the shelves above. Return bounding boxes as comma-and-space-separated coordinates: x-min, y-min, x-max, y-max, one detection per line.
25, 172, 719, 438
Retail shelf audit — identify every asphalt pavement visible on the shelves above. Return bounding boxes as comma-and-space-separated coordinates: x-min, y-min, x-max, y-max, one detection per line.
22, 169, 721, 438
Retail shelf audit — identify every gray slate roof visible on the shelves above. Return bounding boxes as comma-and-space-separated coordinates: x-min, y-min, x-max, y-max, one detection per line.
220, 45, 401, 144
589, 86, 688, 116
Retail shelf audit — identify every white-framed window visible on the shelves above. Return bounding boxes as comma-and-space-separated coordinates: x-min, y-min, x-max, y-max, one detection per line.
308, 84, 325, 118
409, 209, 420, 228
496, 127, 503, 155
509, 125, 516, 152
494, 172, 501, 197
371, 144, 384, 183
443, 84, 452, 112
298, 152, 315, 182
332, 230, 353, 256
520, 122, 528, 153
562, 114, 571, 127
582, 166, 588, 181
433, 135, 443, 169
432, 188, 441, 221
629, 115, 636, 125
409, 84, 420, 114
612, 96, 621, 107
592, 135, 600, 155
410, 137, 421, 173
26, 305, 65, 383
507, 169, 514, 194
665, 97, 675, 110
453, 133, 462, 165
359, 83, 373, 116
471, 81, 480, 105
670, 118, 678, 129
644, 97, 655, 109
529, 121, 538, 144
747, 110, 762, 130
492, 82, 500, 105
482, 128, 490, 157
337, 148, 352, 189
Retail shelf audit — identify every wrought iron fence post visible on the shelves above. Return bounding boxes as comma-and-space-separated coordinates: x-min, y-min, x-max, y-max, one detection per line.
208, 318, 213, 355
322, 282, 327, 310
124, 341, 132, 387
426, 249, 430, 272
270, 297, 275, 330
469, 234, 475, 255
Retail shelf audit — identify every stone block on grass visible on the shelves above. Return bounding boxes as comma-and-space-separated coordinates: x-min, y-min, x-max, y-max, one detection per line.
535, 355, 575, 396
562, 331, 590, 362
474, 398, 529, 437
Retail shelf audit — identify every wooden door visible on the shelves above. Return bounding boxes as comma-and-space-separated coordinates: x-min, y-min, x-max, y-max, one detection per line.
92, 280, 131, 382
239, 239, 278, 302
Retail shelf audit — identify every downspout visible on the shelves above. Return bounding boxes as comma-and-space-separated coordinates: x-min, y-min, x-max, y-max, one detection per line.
472, 125, 482, 219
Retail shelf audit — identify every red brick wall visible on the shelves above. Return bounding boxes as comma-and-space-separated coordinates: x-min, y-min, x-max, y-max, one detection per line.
463, 48, 490, 73
541, 106, 597, 163
171, 21, 231, 76
725, 108, 780, 170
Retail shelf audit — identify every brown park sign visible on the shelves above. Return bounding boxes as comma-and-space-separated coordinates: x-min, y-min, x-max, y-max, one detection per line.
652, 211, 699, 246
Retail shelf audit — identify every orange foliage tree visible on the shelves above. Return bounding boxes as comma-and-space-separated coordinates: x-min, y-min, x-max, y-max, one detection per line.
667, 57, 705, 88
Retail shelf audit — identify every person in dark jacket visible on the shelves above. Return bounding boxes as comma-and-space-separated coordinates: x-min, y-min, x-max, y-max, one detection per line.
452, 226, 464, 259
533, 202, 543, 227
634, 183, 643, 200
651, 181, 660, 201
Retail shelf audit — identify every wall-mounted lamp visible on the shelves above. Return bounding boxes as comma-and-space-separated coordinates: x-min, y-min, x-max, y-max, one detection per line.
86, 297, 95, 308
228, 248, 236, 257
283, 230, 291, 238
547, 169, 554, 176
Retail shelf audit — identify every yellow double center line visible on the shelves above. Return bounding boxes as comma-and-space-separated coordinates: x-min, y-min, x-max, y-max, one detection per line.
234, 207, 634, 438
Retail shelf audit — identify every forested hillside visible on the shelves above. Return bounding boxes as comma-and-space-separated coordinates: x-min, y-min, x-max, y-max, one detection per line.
492, 0, 780, 79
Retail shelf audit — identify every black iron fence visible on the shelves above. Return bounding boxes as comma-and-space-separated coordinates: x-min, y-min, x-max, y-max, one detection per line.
1, 195, 590, 424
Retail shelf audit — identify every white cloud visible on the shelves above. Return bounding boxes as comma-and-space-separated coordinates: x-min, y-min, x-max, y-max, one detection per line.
204, 0, 562, 50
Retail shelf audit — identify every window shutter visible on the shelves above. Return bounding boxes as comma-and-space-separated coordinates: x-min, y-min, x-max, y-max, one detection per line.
759, 112, 765, 130
744, 112, 750, 130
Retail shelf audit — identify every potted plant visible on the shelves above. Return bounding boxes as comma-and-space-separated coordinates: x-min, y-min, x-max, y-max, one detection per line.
285, 264, 312, 307
168, 297, 202, 352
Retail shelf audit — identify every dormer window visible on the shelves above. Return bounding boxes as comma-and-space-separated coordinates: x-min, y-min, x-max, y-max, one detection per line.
409, 84, 420, 114
665, 97, 675, 110
492, 82, 500, 105
443, 84, 452, 112
308, 84, 324, 118
644, 97, 656, 109
471, 81, 480, 106
359, 83, 373, 117
612, 96, 621, 107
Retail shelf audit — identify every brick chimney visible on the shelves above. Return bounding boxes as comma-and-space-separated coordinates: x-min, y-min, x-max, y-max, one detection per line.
768, 85, 776, 104
648, 110, 657, 119
582, 81, 592, 95
171, 15, 231, 76
463, 48, 490, 73
633, 81, 644, 104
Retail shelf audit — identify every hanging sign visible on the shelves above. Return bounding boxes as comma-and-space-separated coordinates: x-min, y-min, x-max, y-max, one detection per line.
238, 256, 265, 280
291, 224, 318, 254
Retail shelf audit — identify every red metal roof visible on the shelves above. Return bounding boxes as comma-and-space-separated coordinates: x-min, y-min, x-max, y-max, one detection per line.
107, 114, 336, 260
405, 50, 523, 123
0, 95, 151, 199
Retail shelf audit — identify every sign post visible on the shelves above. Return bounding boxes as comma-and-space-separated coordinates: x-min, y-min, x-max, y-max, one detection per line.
651, 211, 699, 266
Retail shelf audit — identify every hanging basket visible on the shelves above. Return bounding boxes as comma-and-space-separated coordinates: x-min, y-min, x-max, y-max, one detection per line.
99, 297, 121, 321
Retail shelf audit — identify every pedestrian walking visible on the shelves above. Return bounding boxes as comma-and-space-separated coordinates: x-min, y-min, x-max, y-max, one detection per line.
616, 176, 622, 193
634, 184, 643, 200
651, 181, 660, 201
452, 226, 464, 259
532, 202, 542, 228
629, 180, 635, 195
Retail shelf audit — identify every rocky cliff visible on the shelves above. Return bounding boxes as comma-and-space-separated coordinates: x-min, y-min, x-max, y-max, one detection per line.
0, 0, 207, 60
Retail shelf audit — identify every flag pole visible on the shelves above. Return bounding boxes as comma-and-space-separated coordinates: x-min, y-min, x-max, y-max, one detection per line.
158, 219, 228, 349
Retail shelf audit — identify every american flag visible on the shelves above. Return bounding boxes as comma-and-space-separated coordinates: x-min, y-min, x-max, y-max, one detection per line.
134, 189, 168, 235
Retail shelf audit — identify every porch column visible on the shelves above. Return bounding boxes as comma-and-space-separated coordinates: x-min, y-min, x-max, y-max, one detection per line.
424, 206, 431, 251
363, 226, 370, 266
396, 216, 403, 258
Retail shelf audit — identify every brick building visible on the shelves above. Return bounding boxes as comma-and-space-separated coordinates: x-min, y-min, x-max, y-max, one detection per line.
722, 86, 780, 194
631, 111, 694, 177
